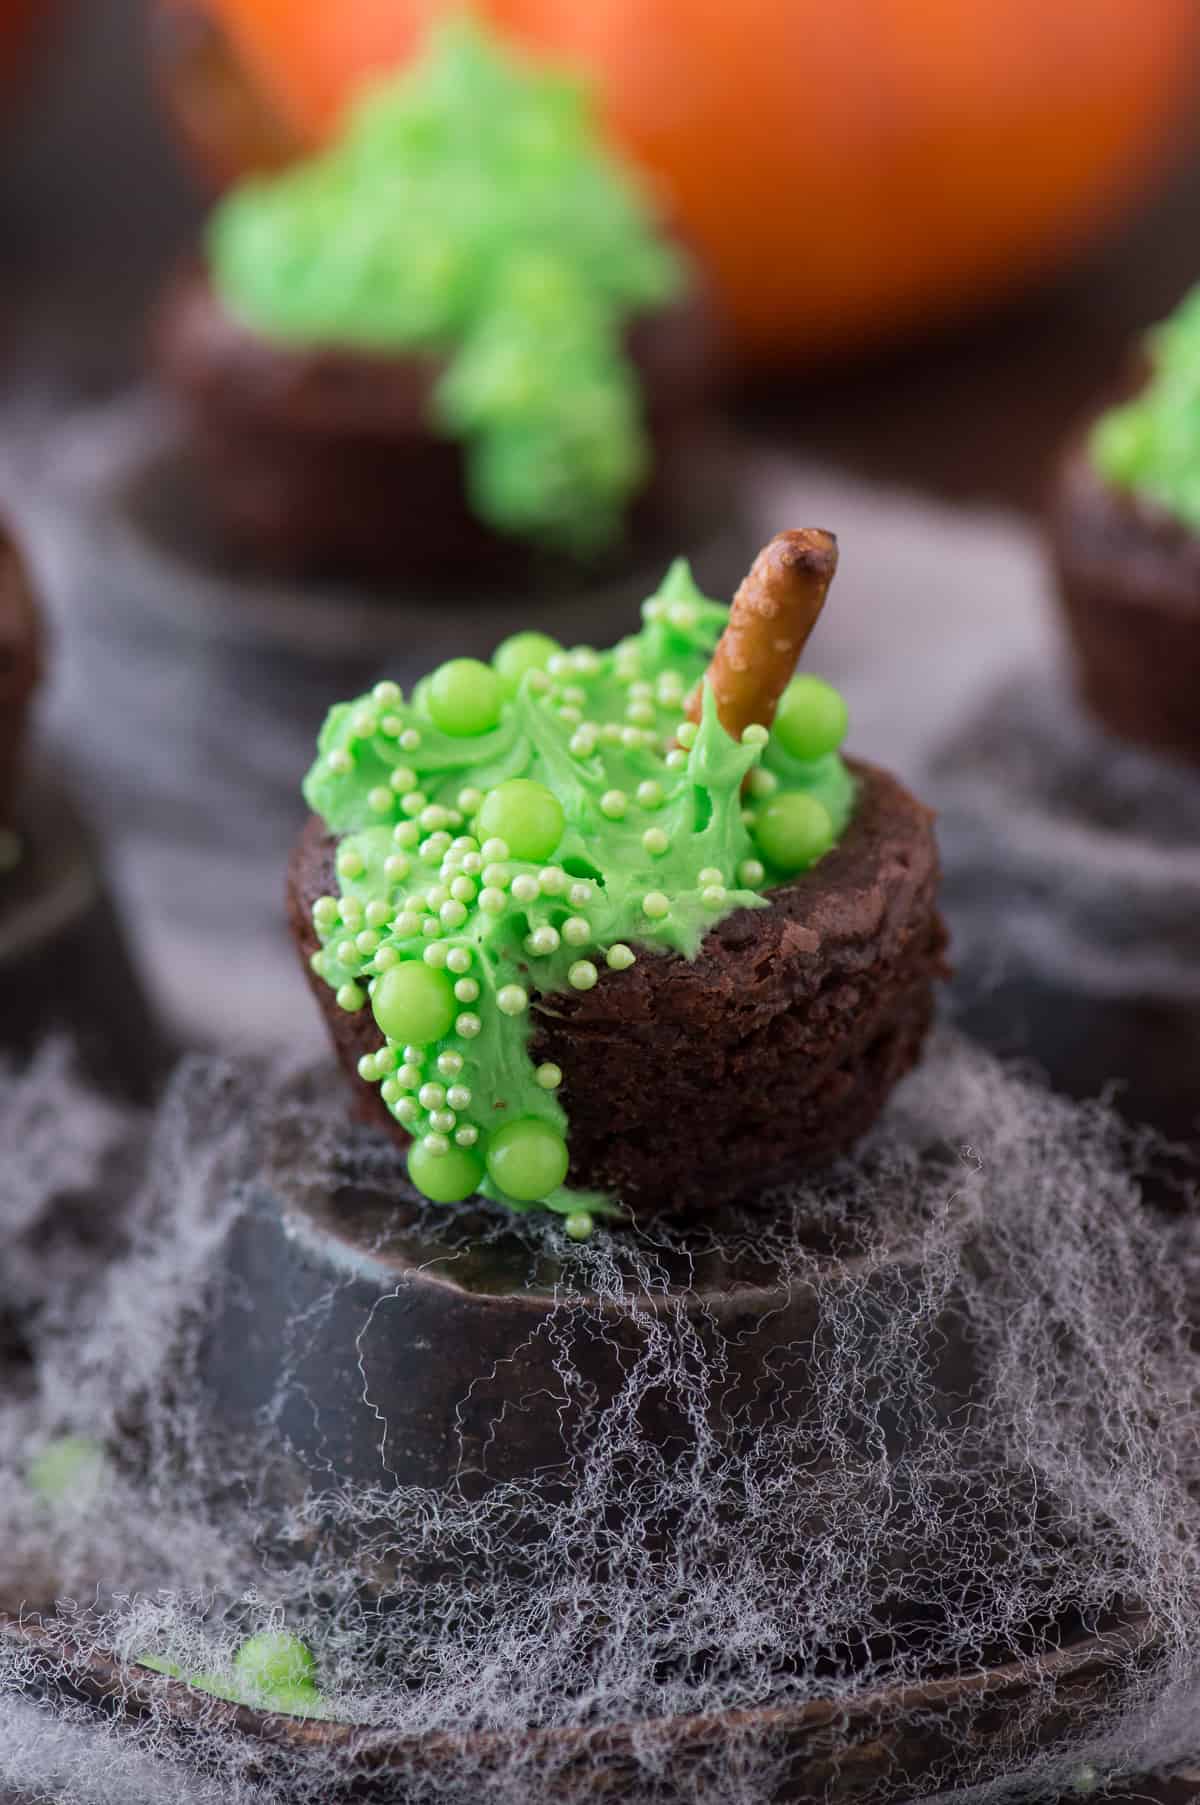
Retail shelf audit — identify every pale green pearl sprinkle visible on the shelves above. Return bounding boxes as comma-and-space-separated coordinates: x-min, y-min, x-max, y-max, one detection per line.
339, 895, 364, 923
535, 1062, 563, 1089
403, 1045, 426, 1065
380, 714, 403, 737
393, 822, 420, 848
459, 852, 483, 876
390, 766, 418, 794
620, 726, 647, 750
642, 891, 670, 919
398, 1063, 423, 1088
394, 910, 421, 937
428, 1109, 457, 1135
664, 748, 688, 770
627, 678, 653, 699
383, 855, 408, 882
452, 834, 479, 852
539, 867, 567, 895
368, 786, 393, 814
511, 874, 540, 903
440, 899, 468, 929
395, 1098, 421, 1126
702, 884, 727, 909
445, 947, 472, 975
335, 940, 357, 965
741, 723, 769, 747
437, 1050, 464, 1077
479, 887, 506, 915
626, 702, 655, 726
423, 942, 449, 969
740, 808, 756, 827
457, 787, 483, 813
527, 926, 560, 956
656, 673, 685, 700
558, 705, 582, 726
562, 916, 591, 947
337, 848, 364, 879
399, 728, 421, 751
482, 863, 510, 889
423, 1133, 450, 1158
676, 721, 698, 749
421, 918, 440, 937
568, 881, 593, 908
372, 680, 401, 707
572, 648, 601, 676
365, 899, 391, 927
697, 867, 723, 886
569, 729, 597, 757
560, 684, 586, 706
355, 930, 380, 956
497, 985, 529, 1016
565, 1211, 594, 1242
425, 885, 449, 910
418, 1082, 446, 1110
327, 748, 353, 775
375, 1047, 398, 1073
313, 896, 338, 928
600, 722, 623, 743
352, 709, 379, 738
636, 780, 664, 809
526, 669, 552, 693
642, 599, 665, 622
667, 600, 697, 629
336, 982, 365, 1012
546, 653, 571, 676
454, 1125, 480, 1148
421, 833, 452, 860
419, 804, 451, 832
456, 1013, 482, 1038
380, 1078, 401, 1105
738, 859, 766, 886
747, 769, 779, 798
606, 944, 636, 971
454, 979, 480, 1003
309, 951, 327, 977
568, 960, 599, 991
642, 828, 669, 856
446, 1085, 472, 1110
480, 837, 510, 862
357, 1053, 378, 1082
400, 792, 428, 818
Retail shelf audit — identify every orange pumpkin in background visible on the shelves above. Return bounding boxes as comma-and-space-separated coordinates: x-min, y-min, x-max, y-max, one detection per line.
187, 0, 1200, 359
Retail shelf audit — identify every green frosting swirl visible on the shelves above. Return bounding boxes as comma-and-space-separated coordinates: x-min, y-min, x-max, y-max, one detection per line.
304, 562, 856, 1231
1091, 285, 1200, 530
208, 16, 686, 555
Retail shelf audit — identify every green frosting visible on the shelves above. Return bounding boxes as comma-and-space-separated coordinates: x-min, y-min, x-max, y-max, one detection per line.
304, 561, 856, 1230
1091, 285, 1200, 530
208, 16, 686, 555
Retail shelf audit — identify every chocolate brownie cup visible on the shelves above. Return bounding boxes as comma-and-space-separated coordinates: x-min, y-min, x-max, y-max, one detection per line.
155, 16, 720, 587
1050, 285, 1200, 766
288, 531, 947, 1227
0, 517, 41, 831
1051, 440, 1200, 766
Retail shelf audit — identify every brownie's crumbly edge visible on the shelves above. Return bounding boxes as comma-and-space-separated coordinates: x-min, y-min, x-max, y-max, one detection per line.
287, 758, 948, 1214
0, 523, 42, 826
1049, 443, 1200, 768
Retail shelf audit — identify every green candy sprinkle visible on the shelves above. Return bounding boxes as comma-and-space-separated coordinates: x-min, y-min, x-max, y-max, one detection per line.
303, 560, 856, 1220
427, 658, 504, 738
477, 779, 565, 863
234, 1632, 319, 1699
207, 16, 685, 554
409, 1139, 486, 1204
772, 676, 849, 763
1089, 283, 1200, 533
371, 962, 456, 1045
564, 1211, 595, 1241
487, 1119, 570, 1203
754, 792, 835, 874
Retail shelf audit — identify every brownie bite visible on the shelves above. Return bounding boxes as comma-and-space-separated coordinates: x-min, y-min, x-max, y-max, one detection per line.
287, 532, 947, 1227
0, 519, 41, 831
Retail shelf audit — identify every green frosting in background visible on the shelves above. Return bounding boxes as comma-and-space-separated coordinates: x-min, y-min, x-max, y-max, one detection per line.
1091, 284, 1200, 530
208, 16, 686, 555
303, 562, 856, 1230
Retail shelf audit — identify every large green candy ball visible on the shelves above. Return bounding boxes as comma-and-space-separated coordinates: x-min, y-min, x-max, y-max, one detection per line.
234, 1632, 318, 1699
477, 779, 564, 861
492, 631, 561, 697
753, 792, 835, 873
408, 1140, 485, 1204
772, 676, 848, 762
427, 658, 504, 737
486, 1118, 569, 1202
371, 961, 456, 1044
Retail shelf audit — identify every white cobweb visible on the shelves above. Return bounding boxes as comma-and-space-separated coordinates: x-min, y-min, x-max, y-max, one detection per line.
1, 1033, 1199, 1803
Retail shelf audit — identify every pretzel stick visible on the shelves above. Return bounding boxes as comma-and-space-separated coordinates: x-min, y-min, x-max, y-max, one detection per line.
686, 530, 838, 740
